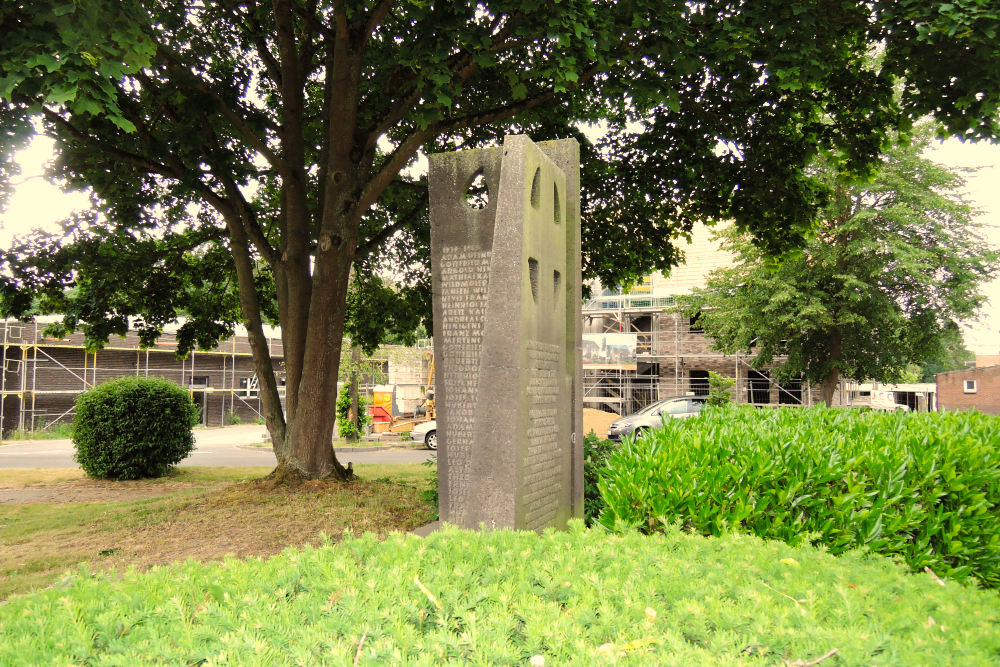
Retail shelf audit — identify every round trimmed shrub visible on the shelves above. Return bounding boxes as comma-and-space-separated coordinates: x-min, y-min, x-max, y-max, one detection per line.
73, 377, 200, 480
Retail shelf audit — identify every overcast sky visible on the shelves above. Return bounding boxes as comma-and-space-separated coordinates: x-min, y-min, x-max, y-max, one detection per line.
2, 134, 998, 355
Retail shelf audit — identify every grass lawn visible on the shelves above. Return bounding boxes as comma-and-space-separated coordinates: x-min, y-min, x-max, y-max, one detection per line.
0, 464, 435, 600
1, 423, 75, 441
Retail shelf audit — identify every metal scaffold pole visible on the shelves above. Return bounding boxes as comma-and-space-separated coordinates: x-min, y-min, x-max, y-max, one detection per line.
1, 324, 7, 435
30, 341, 38, 431
18, 345, 27, 432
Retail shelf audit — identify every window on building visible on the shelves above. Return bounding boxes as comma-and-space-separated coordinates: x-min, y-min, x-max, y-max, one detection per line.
239, 375, 260, 397
747, 370, 771, 404
190, 375, 209, 387
632, 315, 653, 355
688, 313, 704, 333
964, 379, 978, 394
689, 370, 710, 396
778, 378, 803, 405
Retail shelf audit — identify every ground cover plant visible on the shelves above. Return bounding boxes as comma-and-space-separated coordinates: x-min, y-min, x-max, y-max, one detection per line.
1, 522, 998, 665
73, 377, 200, 480
598, 405, 1000, 587
0, 464, 434, 599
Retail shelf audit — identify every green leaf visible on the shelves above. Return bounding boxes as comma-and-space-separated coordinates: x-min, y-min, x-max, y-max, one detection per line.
108, 115, 137, 133
0, 74, 24, 99
52, 2, 77, 16
72, 94, 103, 116
47, 83, 79, 105
29, 53, 62, 73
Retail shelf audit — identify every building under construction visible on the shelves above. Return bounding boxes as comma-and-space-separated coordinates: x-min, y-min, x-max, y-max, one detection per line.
582, 290, 820, 415
581, 226, 937, 414
581, 226, 821, 415
0, 319, 285, 436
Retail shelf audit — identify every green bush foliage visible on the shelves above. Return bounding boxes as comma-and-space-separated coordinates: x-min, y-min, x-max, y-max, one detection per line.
583, 430, 615, 525
2, 523, 998, 665
706, 371, 735, 406
598, 405, 1000, 587
72, 377, 199, 480
335, 385, 370, 440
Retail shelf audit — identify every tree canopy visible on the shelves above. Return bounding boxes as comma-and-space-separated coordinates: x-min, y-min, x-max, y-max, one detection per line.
676, 128, 1000, 405
2, 1, 1000, 477
911, 326, 976, 383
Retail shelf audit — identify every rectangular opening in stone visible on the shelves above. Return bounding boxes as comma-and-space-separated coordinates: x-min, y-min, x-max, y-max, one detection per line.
553, 269, 561, 298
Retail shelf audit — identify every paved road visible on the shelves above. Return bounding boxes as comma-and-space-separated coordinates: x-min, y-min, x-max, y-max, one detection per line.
0, 425, 433, 469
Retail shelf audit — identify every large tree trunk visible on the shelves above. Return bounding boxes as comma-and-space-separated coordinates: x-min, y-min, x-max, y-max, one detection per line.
268, 197, 360, 481
819, 367, 841, 407
226, 196, 360, 483
819, 332, 844, 407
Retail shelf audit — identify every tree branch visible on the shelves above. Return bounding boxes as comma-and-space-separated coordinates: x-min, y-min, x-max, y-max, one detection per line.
332, 0, 349, 40
355, 189, 428, 260
42, 96, 264, 267
153, 49, 288, 177
198, 128, 280, 268
364, 10, 525, 150
242, 0, 285, 87
294, 0, 328, 83
364, 0, 397, 39
219, 174, 280, 269
40, 107, 179, 180
359, 63, 597, 212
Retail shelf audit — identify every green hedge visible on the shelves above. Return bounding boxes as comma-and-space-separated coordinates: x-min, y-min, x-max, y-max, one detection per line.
598, 405, 1000, 587
73, 376, 200, 480
1, 524, 998, 665
583, 430, 615, 525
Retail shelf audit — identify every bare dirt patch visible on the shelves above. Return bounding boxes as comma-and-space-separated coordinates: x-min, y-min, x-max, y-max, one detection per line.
583, 408, 621, 438
0, 465, 433, 599
0, 480, 209, 504
100, 478, 428, 567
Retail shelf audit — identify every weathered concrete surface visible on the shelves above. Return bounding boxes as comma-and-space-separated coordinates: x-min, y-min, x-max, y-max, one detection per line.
428, 135, 582, 530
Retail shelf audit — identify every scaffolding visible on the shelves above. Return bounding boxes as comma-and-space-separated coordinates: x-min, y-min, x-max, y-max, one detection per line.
579, 295, 824, 413
582, 294, 666, 416
582, 366, 658, 416
0, 320, 285, 435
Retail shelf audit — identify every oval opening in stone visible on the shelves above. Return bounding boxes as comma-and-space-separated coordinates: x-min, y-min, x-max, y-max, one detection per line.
530, 167, 541, 208
553, 182, 561, 224
528, 257, 539, 303
464, 169, 489, 210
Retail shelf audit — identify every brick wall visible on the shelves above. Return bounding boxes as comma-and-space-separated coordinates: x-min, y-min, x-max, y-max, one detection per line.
936, 365, 1000, 415
1, 320, 284, 434
652, 312, 826, 405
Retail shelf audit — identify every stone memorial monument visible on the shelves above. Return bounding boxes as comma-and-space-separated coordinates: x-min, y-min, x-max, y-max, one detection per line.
428, 135, 583, 530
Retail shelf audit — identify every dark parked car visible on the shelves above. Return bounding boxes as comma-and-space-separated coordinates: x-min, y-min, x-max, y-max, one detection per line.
606, 396, 707, 442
